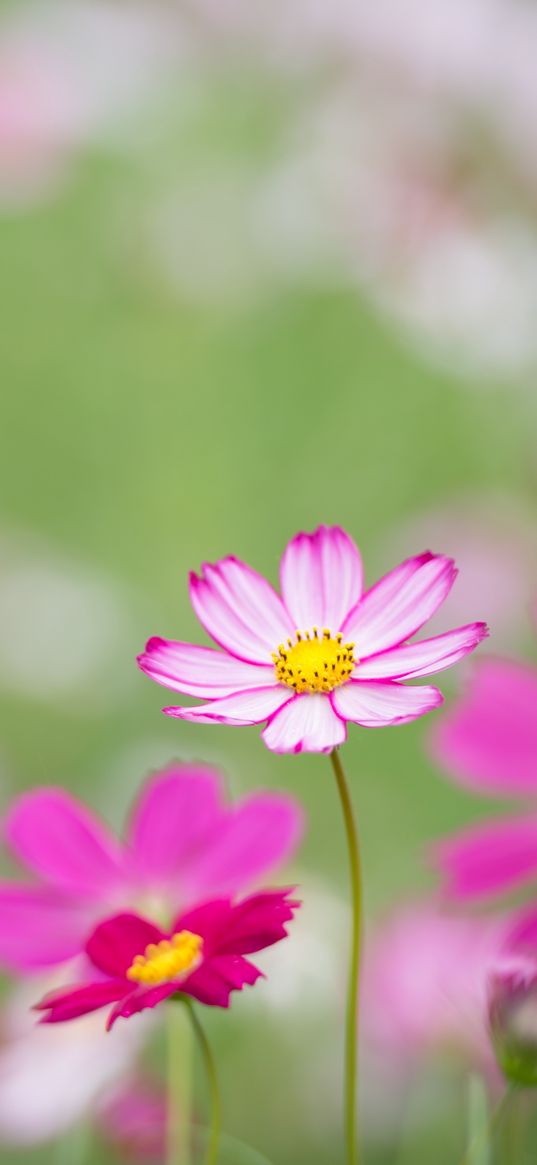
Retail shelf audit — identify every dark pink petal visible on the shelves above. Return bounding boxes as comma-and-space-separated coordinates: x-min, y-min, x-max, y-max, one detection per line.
174, 889, 299, 956
357, 623, 488, 680
189, 557, 293, 663
506, 907, 537, 952
126, 764, 224, 886
137, 638, 273, 698
342, 553, 456, 657
280, 525, 363, 632
213, 889, 300, 956
430, 658, 537, 795
182, 792, 305, 902
182, 955, 262, 1008
86, 913, 165, 979
433, 816, 537, 901
35, 980, 128, 1024
106, 983, 179, 1030
0, 885, 94, 970
173, 898, 233, 954
261, 694, 347, 753
4, 789, 123, 897
332, 680, 443, 727
163, 686, 291, 726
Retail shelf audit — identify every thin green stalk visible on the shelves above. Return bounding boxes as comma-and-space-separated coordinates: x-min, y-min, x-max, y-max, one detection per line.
167, 1002, 192, 1165
459, 1085, 514, 1165
186, 1000, 222, 1165
330, 747, 362, 1165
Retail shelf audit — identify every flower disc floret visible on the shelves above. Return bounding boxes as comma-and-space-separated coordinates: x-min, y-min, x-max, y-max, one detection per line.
126, 931, 202, 987
272, 628, 356, 694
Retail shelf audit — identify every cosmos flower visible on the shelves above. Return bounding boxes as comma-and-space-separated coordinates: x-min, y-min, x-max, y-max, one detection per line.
430, 655, 537, 901
0, 763, 302, 972
35, 889, 299, 1029
137, 525, 487, 753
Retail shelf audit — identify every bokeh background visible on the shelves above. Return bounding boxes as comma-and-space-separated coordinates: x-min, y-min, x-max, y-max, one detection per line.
1, 1, 537, 1162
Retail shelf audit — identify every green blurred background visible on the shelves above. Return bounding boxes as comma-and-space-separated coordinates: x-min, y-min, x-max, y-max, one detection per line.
1, 2, 537, 1161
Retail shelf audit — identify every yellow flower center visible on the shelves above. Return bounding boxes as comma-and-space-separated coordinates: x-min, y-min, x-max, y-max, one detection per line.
126, 931, 203, 987
272, 628, 356, 694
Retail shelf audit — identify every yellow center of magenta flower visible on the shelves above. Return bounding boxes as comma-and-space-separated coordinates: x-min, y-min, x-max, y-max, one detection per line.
272, 628, 356, 694
126, 931, 203, 987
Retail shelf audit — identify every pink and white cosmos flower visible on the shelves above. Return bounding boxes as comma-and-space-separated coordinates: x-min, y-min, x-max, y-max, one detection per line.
137, 525, 488, 753
35, 890, 299, 1028
0, 764, 302, 973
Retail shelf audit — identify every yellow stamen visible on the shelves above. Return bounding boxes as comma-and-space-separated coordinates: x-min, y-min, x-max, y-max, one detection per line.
272, 627, 357, 694
126, 931, 203, 987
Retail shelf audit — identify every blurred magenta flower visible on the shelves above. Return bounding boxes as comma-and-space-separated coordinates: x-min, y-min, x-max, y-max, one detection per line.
363, 902, 506, 1071
138, 525, 487, 753
99, 1077, 167, 1162
430, 656, 537, 900
0, 763, 302, 972
488, 958, 537, 1088
35, 889, 299, 1028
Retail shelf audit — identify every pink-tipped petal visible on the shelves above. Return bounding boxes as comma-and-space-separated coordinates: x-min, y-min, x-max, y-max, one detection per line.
86, 913, 165, 979
0, 885, 95, 970
332, 680, 443, 727
430, 658, 537, 795
433, 816, 537, 901
182, 956, 262, 1008
357, 623, 488, 680
215, 889, 300, 955
164, 686, 291, 726
182, 792, 304, 901
280, 525, 363, 631
137, 638, 273, 698
342, 553, 457, 656
35, 981, 128, 1024
4, 789, 123, 897
126, 764, 224, 886
106, 983, 179, 1030
261, 694, 347, 753
189, 557, 292, 663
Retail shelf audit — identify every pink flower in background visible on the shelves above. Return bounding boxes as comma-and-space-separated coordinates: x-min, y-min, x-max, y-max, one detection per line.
363, 902, 506, 1071
99, 1077, 167, 1163
137, 525, 487, 754
35, 889, 299, 1028
0, 764, 302, 972
430, 656, 537, 901
0, 972, 147, 1146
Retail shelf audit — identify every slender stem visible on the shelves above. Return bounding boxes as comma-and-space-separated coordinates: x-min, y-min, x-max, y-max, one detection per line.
459, 1086, 514, 1165
330, 747, 362, 1165
186, 1000, 222, 1165
167, 1003, 192, 1165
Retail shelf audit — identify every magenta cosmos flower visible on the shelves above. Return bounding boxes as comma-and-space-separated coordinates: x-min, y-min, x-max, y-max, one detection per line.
430, 655, 537, 901
0, 764, 302, 972
35, 889, 299, 1029
137, 525, 488, 753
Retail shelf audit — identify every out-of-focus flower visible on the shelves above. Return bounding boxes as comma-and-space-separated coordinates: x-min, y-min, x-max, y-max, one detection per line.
0, 763, 303, 971
430, 654, 537, 901
386, 495, 537, 649
99, 1077, 166, 1162
363, 903, 505, 1072
0, 1, 181, 207
0, 970, 148, 1145
35, 890, 300, 1027
488, 959, 537, 1088
138, 524, 487, 753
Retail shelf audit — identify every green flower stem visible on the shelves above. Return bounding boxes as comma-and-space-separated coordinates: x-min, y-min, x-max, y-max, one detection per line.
460, 1085, 514, 1165
167, 1002, 193, 1165
186, 999, 222, 1165
330, 747, 362, 1165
